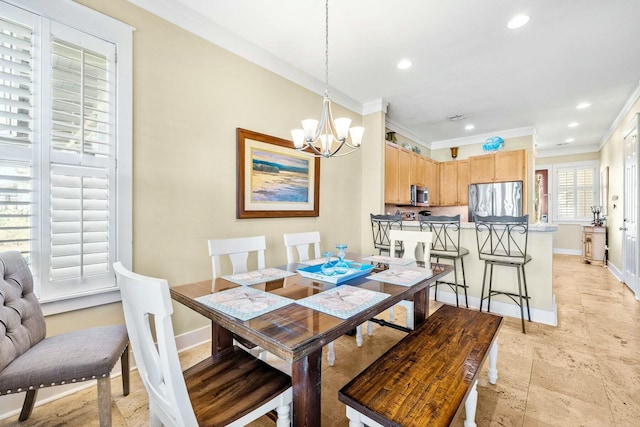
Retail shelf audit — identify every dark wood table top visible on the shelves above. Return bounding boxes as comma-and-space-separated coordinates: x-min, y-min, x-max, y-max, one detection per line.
170, 259, 453, 363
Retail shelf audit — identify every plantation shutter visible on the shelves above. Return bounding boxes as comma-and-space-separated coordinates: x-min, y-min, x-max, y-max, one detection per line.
0, 11, 34, 259
555, 164, 596, 221
42, 23, 117, 297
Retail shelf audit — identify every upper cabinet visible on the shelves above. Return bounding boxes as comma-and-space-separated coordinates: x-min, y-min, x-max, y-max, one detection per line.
425, 159, 440, 206
469, 150, 527, 183
439, 160, 469, 206
384, 142, 412, 204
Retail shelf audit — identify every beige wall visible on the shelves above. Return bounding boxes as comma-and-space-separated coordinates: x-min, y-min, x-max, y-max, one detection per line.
599, 96, 640, 270
49, 0, 368, 337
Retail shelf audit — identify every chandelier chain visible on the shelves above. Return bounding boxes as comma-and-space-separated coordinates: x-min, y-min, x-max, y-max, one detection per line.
325, 0, 329, 92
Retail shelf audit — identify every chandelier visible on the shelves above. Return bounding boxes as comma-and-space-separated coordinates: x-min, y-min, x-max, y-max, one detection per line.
290, 0, 364, 158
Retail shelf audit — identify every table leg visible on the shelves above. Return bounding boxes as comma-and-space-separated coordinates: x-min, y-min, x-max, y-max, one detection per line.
413, 286, 429, 326
292, 348, 322, 427
211, 320, 233, 357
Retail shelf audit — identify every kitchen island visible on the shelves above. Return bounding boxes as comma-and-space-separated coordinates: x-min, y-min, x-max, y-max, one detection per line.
403, 221, 558, 326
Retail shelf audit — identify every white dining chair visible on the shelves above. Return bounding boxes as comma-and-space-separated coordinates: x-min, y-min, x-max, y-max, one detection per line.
283, 231, 339, 366
386, 229, 432, 330
208, 236, 268, 360
114, 263, 293, 427
208, 235, 266, 278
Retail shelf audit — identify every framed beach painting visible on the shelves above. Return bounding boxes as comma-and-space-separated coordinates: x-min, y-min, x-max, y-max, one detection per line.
237, 128, 320, 218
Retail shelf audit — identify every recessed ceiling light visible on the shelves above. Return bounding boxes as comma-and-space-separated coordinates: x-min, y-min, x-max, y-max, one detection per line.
465, 124, 475, 130
397, 59, 412, 70
565, 138, 575, 143
568, 122, 579, 128
576, 102, 591, 109
507, 14, 530, 30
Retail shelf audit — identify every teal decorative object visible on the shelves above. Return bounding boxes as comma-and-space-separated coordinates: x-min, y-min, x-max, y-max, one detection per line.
482, 136, 504, 152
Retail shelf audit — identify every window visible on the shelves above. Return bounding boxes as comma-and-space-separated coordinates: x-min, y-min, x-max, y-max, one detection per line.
553, 161, 599, 222
0, 0, 131, 313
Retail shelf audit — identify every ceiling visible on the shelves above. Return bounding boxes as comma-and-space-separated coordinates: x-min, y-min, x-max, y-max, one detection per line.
129, 0, 640, 156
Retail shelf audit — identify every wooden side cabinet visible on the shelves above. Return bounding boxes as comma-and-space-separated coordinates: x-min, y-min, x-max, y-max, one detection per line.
582, 226, 606, 265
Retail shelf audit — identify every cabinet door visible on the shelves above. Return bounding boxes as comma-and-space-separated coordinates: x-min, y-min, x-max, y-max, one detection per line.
398, 149, 412, 204
457, 160, 470, 205
411, 153, 426, 186
469, 154, 495, 183
495, 150, 525, 182
427, 159, 440, 205
384, 142, 399, 203
440, 161, 458, 206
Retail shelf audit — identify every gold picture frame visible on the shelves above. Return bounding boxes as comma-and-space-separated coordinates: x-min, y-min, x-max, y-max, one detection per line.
236, 128, 320, 219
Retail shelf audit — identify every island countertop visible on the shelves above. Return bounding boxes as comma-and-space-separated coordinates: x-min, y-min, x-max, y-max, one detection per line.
399, 219, 558, 326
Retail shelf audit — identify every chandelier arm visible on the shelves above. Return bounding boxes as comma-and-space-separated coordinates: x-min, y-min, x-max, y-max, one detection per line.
297, 143, 359, 158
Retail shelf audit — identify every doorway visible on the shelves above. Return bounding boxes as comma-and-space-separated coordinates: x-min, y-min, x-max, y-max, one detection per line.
622, 114, 639, 298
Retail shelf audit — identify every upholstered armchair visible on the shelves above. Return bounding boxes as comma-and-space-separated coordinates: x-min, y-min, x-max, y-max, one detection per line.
0, 251, 130, 426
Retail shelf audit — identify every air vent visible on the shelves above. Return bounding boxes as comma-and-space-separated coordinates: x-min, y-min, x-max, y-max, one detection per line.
448, 114, 465, 121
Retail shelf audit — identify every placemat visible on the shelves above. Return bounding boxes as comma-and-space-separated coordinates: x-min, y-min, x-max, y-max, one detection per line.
361, 255, 417, 266
367, 267, 433, 287
195, 287, 294, 321
222, 267, 296, 286
295, 285, 390, 319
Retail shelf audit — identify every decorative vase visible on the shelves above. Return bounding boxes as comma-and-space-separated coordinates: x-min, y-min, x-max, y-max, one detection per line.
320, 251, 336, 276
334, 244, 349, 274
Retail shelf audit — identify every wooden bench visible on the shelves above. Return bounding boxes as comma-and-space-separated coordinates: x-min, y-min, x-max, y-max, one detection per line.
339, 305, 503, 427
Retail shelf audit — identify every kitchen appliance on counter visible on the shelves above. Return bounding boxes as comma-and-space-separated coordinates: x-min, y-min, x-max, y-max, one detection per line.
410, 185, 429, 206
418, 210, 431, 218
468, 181, 523, 221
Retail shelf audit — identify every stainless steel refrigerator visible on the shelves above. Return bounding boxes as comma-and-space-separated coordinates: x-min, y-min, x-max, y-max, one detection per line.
468, 181, 523, 220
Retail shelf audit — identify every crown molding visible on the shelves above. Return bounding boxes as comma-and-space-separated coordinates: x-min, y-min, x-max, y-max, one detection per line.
535, 143, 601, 158
430, 126, 536, 150
385, 119, 431, 148
598, 80, 640, 150
362, 99, 388, 115
126, 0, 362, 114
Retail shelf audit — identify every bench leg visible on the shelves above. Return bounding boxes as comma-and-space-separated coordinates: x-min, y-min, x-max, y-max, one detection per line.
19, 389, 37, 421
121, 343, 130, 395
97, 376, 112, 427
463, 379, 478, 427
488, 340, 499, 384
356, 324, 363, 347
328, 341, 335, 366
346, 406, 383, 427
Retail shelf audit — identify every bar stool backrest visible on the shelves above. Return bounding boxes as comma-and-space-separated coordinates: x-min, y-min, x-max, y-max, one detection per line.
370, 214, 403, 255
419, 214, 462, 256
475, 215, 529, 262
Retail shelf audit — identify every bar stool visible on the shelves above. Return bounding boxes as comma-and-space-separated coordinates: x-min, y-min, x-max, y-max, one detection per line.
419, 214, 469, 308
370, 214, 403, 256
475, 214, 531, 333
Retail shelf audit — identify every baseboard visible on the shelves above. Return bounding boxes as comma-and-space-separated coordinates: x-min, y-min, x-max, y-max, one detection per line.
0, 326, 211, 421
430, 288, 558, 327
553, 248, 582, 255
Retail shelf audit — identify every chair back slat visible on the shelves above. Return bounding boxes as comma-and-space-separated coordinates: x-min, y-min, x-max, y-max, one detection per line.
419, 214, 461, 254
370, 214, 403, 255
389, 229, 432, 262
283, 231, 321, 263
475, 215, 529, 261
114, 262, 198, 426
207, 236, 266, 278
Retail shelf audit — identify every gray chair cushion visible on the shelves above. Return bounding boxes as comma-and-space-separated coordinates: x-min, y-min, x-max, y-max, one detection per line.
0, 325, 129, 394
0, 251, 46, 372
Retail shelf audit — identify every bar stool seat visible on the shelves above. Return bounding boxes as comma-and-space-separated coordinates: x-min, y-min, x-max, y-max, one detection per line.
475, 214, 532, 333
419, 214, 469, 308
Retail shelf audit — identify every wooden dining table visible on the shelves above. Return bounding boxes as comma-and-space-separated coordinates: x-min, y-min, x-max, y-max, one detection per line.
170, 256, 452, 427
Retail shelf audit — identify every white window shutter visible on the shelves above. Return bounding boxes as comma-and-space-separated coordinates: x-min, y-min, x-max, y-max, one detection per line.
0, 12, 34, 259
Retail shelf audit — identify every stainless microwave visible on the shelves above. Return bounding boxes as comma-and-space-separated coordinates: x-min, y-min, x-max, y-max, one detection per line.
410, 185, 429, 206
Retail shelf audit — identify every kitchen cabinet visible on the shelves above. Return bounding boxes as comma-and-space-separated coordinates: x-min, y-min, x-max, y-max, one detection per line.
425, 159, 439, 206
439, 160, 470, 206
469, 149, 526, 183
384, 142, 412, 204
411, 152, 427, 187
457, 160, 470, 205
582, 226, 606, 265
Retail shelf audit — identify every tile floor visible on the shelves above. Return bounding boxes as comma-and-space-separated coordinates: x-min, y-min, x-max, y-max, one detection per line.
1, 255, 638, 426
